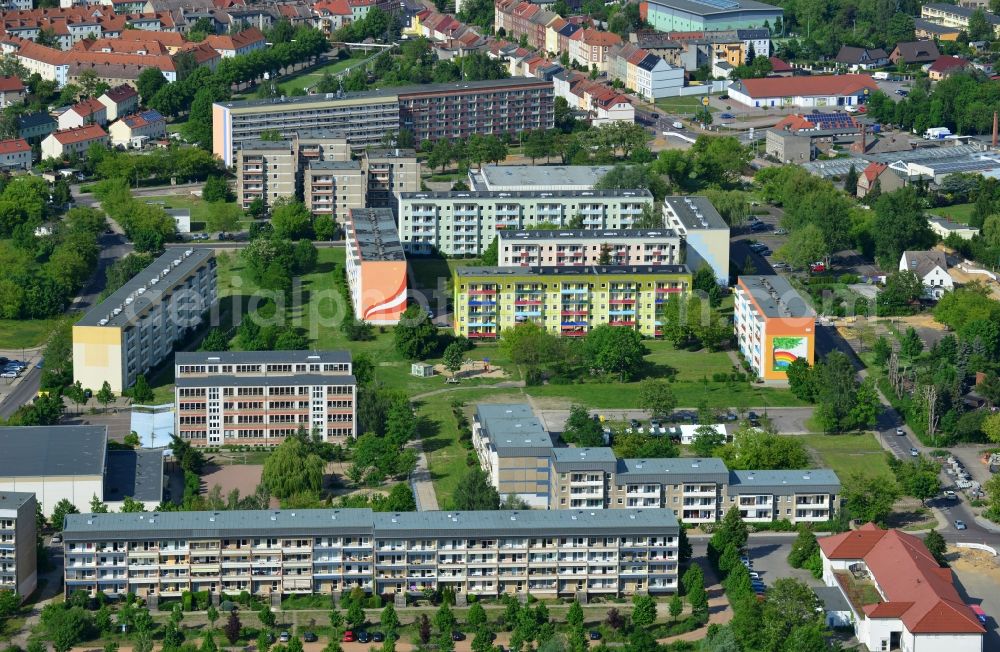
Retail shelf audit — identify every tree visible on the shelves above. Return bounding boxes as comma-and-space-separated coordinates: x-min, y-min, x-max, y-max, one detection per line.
776, 223, 829, 271
668, 595, 682, 622
878, 270, 924, 315
788, 526, 819, 568
224, 609, 241, 645
967, 8, 994, 41
691, 425, 726, 457
51, 498, 79, 530
709, 507, 748, 563
419, 614, 432, 644
120, 496, 146, 513
924, 529, 948, 566
394, 304, 438, 360
452, 467, 500, 510
136, 67, 166, 103
719, 426, 810, 470
900, 327, 924, 360
202, 176, 231, 203
842, 472, 899, 525
873, 188, 935, 266
206, 605, 219, 630
638, 379, 676, 420
96, 381, 115, 412
347, 600, 365, 630
562, 404, 605, 447
270, 199, 312, 240
760, 579, 824, 652
843, 164, 859, 195
468, 601, 488, 629
785, 358, 816, 402
443, 341, 465, 378
434, 602, 456, 634
565, 600, 583, 630
583, 325, 647, 381
130, 374, 154, 404
258, 605, 276, 628
381, 603, 399, 634
261, 437, 325, 499
631, 594, 656, 628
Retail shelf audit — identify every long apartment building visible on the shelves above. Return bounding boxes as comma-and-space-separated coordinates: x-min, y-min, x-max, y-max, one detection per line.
0, 492, 36, 600
397, 189, 654, 256
734, 275, 815, 381
73, 248, 216, 393
473, 403, 840, 525
345, 208, 408, 325
235, 140, 297, 211
498, 229, 682, 267
213, 78, 554, 167
304, 161, 366, 219
364, 148, 420, 208
62, 507, 680, 600
173, 351, 357, 447
453, 265, 690, 339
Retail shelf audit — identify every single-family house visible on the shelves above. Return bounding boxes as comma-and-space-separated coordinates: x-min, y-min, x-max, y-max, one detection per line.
97, 84, 139, 121
834, 46, 889, 70
0, 76, 25, 108
928, 55, 971, 81
889, 40, 941, 65
41, 123, 108, 160
57, 97, 107, 129
856, 161, 907, 198
899, 250, 954, 299
109, 109, 166, 148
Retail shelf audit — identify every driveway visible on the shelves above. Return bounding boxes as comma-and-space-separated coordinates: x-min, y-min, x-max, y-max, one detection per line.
949, 548, 1000, 650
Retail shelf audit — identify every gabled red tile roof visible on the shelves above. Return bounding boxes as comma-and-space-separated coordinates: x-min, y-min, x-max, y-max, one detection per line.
769, 56, 792, 72
204, 26, 264, 51
0, 137, 29, 154
0, 76, 23, 92
736, 74, 877, 99
774, 114, 816, 132
102, 83, 137, 104
820, 524, 985, 636
929, 55, 970, 74
577, 28, 620, 47
72, 97, 106, 118
51, 123, 107, 144
862, 162, 888, 183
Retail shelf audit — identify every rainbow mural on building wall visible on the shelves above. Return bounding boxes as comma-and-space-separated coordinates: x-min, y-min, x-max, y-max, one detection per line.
771, 336, 808, 371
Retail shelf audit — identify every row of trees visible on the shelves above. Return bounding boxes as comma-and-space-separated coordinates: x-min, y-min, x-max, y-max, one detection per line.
867, 73, 1000, 137
95, 179, 176, 253
82, 145, 221, 186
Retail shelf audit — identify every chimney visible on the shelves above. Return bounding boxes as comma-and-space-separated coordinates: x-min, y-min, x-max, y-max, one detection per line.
993, 111, 998, 149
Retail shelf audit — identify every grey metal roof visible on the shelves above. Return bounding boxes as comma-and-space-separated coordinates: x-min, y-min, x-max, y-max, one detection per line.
616, 457, 729, 484
814, 585, 851, 613
472, 165, 614, 191
456, 265, 690, 278
550, 447, 618, 472
400, 188, 653, 201
726, 469, 841, 495
373, 508, 678, 538
738, 275, 814, 319
0, 491, 34, 511
78, 248, 214, 327
176, 351, 352, 365
0, 426, 108, 478
475, 403, 553, 455
176, 373, 356, 388
499, 228, 679, 242
17, 110, 56, 128
645, 0, 782, 17
663, 196, 728, 231
104, 449, 164, 503
348, 208, 405, 262
221, 77, 551, 111
63, 508, 378, 541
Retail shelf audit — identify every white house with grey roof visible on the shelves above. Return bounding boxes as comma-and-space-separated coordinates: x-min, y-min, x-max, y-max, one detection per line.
899, 250, 954, 300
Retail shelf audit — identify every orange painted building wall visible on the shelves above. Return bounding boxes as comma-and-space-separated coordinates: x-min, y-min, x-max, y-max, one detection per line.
359, 260, 408, 324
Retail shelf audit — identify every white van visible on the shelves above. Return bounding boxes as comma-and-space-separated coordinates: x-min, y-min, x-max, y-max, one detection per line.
671, 121, 684, 129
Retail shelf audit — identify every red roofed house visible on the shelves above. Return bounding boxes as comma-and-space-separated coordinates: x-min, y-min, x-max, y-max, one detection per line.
728, 74, 878, 109
204, 27, 265, 58
0, 76, 25, 108
568, 28, 621, 72
0, 137, 31, 170
768, 57, 793, 76
819, 523, 984, 652
58, 96, 108, 129
928, 55, 971, 81
40, 123, 108, 160
98, 83, 139, 121
856, 161, 906, 198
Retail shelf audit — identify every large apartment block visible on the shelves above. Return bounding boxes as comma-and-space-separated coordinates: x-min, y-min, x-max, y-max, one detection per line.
363, 148, 420, 208
397, 189, 654, 256
0, 492, 37, 599
73, 248, 216, 393
662, 196, 730, 286
212, 78, 554, 167
62, 507, 680, 600
304, 161, 366, 219
734, 275, 816, 381
345, 208, 408, 325
498, 229, 682, 268
173, 351, 357, 446
452, 265, 690, 339
235, 140, 297, 211
473, 403, 841, 525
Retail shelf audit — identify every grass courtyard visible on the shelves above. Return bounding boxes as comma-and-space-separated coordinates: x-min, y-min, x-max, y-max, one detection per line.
277, 52, 371, 94
0, 316, 65, 349
930, 203, 975, 225
654, 94, 718, 114
801, 433, 893, 480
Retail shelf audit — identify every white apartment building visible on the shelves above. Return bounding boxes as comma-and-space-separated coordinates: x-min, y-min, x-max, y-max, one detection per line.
497, 229, 682, 267
173, 350, 357, 446
727, 470, 839, 523
396, 189, 654, 256
62, 507, 680, 601
0, 492, 36, 600
663, 196, 731, 286
73, 249, 216, 393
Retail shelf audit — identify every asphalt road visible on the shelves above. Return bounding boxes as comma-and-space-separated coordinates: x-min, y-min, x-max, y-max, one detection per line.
0, 366, 41, 419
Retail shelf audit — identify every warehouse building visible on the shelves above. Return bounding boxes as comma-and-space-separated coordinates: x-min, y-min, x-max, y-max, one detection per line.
344, 208, 408, 325
727, 74, 878, 109
63, 507, 680, 600
73, 248, 216, 393
643, 0, 783, 32
0, 492, 37, 600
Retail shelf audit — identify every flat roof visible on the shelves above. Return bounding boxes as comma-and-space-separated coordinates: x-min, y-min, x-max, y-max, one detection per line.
308, 160, 361, 170
365, 148, 416, 159
177, 351, 351, 365
550, 446, 618, 472
616, 457, 729, 483
738, 275, 814, 319
176, 373, 356, 388
475, 403, 553, 453
0, 425, 108, 478
498, 228, 679, 241
104, 449, 164, 503
646, 0, 781, 17
663, 196, 728, 230
399, 189, 653, 201
473, 165, 613, 190
63, 507, 677, 540
239, 139, 296, 151
219, 77, 551, 112
78, 248, 214, 327
0, 492, 34, 511
456, 264, 690, 278
727, 469, 840, 494
814, 585, 851, 613
348, 208, 405, 262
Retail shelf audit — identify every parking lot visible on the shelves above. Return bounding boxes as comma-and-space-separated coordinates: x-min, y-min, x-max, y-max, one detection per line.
745, 537, 821, 589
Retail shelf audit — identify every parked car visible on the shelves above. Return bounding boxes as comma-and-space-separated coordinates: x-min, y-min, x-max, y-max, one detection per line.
589, 631, 602, 641
303, 633, 318, 643
278, 632, 290, 643
372, 632, 385, 642
774, 228, 787, 235
943, 490, 957, 499
954, 519, 967, 530
358, 631, 371, 643
343, 631, 355, 642
50, 533, 62, 544
910, 447, 919, 457
895, 428, 905, 436
0, 371, 16, 378
720, 112, 735, 120
452, 632, 466, 641
895, 89, 908, 96
810, 262, 826, 273
749, 571, 760, 580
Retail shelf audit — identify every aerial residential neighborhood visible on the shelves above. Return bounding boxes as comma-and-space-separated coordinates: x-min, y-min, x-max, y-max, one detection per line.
0, 0, 998, 650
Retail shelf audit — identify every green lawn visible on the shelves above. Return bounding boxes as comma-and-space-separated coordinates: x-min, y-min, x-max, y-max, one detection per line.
931, 203, 975, 225
145, 194, 217, 231
801, 433, 893, 480
278, 53, 370, 94
654, 94, 718, 114
0, 317, 63, 349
